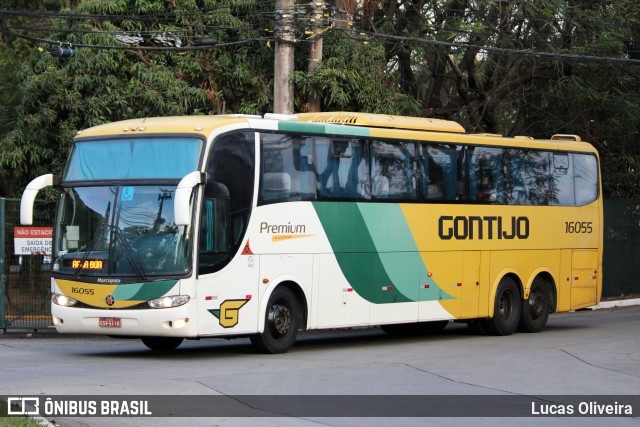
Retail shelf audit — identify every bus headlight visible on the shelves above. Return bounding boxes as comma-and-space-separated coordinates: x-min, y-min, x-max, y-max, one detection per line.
147, 295, 190, 309
52, 293, 77, 307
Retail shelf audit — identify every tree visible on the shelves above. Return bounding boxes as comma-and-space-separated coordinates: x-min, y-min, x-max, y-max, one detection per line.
1, 0, 639, 198
0, 0, 274, 197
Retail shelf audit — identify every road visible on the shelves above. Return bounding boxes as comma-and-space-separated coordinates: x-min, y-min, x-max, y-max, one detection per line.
1, 306, 639, 426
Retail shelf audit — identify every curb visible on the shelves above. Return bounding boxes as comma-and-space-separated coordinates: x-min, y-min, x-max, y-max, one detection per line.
589, 298, 640, 310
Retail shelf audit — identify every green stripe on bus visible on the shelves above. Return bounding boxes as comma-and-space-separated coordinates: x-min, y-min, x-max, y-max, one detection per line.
313, 202, 452, 303
112, 280, 178, 301
313, 202, 410, 303
278, 122, 327, 134
278, 121, 371, 137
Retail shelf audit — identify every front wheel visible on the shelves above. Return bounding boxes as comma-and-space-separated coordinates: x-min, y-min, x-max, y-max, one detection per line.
518, 278, 551, 333
250, 287, 300, 354
141, 337, 183, 351
481, 277, 521, 336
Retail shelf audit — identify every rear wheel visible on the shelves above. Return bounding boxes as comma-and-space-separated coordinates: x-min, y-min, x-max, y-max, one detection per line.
250, 287, 300, 354
481, 277, 521, 336
518, 278, 551, 333
141, 337, 183, 351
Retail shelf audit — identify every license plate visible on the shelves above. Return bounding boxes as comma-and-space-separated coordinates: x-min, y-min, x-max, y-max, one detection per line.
99, 317, 121, 328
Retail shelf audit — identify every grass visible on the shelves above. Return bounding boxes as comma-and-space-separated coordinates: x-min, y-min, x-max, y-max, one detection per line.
0, 400, 46, 426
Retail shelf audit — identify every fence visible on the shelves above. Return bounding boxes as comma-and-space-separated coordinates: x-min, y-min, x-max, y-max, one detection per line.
603, 200, 640, 297
0, 198, 638, 331
0, 198, 56, 331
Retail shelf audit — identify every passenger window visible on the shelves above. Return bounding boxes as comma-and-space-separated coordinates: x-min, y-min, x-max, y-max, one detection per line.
370, 140, 417, 200
469, 146, 506, 204
259, 133, 316, 203
573, 153, 598, 205
422, 144, 466, 201
315, 138, 369, 200
508, 150, 553, 205
550, 153, 575, 206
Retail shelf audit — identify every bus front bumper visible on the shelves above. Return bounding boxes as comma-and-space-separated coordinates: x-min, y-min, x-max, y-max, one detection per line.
50, 302, 198, 337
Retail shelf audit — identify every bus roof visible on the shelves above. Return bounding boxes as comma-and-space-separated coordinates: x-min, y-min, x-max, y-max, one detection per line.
294, 111, 466, 133
74, 115, 250, 138
73, 113, 596, 154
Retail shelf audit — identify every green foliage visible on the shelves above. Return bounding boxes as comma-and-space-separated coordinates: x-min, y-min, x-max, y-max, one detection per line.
292, 31, 420, 115
0, 0, 273, 196
0, 0, 639, 199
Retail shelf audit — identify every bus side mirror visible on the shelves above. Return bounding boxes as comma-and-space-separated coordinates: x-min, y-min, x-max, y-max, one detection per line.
175, 171, 206, 227
21, 174, 60, 225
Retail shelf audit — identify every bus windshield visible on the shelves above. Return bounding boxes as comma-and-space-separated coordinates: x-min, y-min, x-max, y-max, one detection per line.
65, 137, 202, 180
54, 185, 191, 278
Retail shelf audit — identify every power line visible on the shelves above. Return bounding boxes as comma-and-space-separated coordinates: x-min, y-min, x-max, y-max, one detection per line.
2, 6, 639, 65
343, 28, 640, 65
0, 26, 271, 51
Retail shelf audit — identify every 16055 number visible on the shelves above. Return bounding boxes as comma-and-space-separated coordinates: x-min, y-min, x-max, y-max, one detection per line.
565, 221, 593, 234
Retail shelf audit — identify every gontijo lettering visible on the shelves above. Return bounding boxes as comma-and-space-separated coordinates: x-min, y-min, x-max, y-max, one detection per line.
439, 215, 530, 240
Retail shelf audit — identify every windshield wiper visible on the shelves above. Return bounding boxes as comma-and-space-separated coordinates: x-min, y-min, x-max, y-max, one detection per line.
112, 227, 147, 280
73, 202, 110, 279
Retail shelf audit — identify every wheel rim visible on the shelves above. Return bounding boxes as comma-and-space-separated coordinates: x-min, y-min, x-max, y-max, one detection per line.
528, 289, 546, 320
268, 302, 292, 338
499, 290, 513, 320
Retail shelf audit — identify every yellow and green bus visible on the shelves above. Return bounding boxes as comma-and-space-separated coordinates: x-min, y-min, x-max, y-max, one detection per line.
20, 112, 602, 353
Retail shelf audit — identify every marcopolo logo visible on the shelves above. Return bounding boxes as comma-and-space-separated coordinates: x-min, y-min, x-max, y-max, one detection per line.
438, 215, 530, 240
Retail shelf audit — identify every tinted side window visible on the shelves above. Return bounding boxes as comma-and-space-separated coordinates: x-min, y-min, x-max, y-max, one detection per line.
469, 146, 506, 204
550, 153, 575, 206
315, 138, 370, 200
422, 143, 466, 201
508, 150, 554, 205
370, 140, 417, 200
259, 133, 316, 204
199, 131, 255, 274
574, 153, 598, 205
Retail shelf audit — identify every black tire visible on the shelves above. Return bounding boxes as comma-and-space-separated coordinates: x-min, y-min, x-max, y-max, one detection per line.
250, 286, 300, 354
141, 337, 183, 351
381, 320, 449, 336
481, 277, 521, 336
518, 278, 551, 333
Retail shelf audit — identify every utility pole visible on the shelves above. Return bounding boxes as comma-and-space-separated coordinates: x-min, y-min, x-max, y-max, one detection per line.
307, 1, 324, 112
273, 0, 295, 114
334, 0, 351, 30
